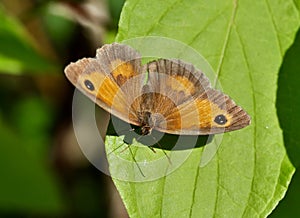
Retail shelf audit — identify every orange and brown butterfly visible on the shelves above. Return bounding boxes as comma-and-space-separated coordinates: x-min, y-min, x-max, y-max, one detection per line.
64, 43, 250, 136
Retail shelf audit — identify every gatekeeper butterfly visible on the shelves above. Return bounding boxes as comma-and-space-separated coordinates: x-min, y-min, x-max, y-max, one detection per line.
65, 43, 250, 136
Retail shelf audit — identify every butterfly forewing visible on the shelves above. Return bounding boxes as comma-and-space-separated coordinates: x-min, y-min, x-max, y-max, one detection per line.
65, 43, 145, 126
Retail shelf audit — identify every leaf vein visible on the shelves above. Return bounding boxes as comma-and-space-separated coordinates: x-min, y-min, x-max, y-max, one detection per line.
234, 19, 260, 218
145, 0, 183, 35
212, 0, 238, 215
261, 154, 293, 216
188, 155, 202, 218
187, 8, 229, 48
159, 160, 168, 217
218, 184, 246, 208
213, 0, 238, 87
292, 0, 300, 18
264, 0, 283, 55
212, 152, 220, 218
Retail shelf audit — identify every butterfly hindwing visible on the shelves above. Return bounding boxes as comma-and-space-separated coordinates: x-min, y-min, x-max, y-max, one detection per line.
146, 59, 210, 105
145, 59, 250, 135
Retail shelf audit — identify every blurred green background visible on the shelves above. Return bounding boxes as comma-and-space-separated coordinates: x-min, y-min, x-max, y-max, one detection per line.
0, 0, 299, 217
0, 0, 127, 217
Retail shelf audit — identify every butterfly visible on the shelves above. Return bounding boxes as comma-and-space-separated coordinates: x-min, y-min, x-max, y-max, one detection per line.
64, 43, 250, 136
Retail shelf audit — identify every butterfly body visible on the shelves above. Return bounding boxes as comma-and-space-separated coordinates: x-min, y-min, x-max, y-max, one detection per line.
65, 43, 250, 135
137, 110, 153, 135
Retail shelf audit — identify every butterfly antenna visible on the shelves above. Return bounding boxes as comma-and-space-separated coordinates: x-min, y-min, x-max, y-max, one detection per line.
107, 137, 145, 177
128, 145, 145, 177
107, 141, 127, 155
150, 135, 172, 165
107, 127, 136, 155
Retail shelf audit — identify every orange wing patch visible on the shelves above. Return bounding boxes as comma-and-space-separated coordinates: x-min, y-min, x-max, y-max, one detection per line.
166, 75, 196, 95
195, 99, 232, 128
78, 71, 128, 111
158, 97, 232, 135
110, 59, 138, 86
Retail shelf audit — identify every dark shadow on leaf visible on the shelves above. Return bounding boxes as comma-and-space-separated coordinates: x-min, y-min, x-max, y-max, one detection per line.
277, 28, 300, 168
106, 115, 211, 150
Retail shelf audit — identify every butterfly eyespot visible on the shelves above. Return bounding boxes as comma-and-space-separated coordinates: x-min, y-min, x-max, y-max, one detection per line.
214, 114, 227, 125
84, 79, 95, 91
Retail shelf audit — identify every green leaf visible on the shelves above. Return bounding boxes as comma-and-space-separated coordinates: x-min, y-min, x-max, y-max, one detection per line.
106, 0, 300, 217
270, 169, 300, 217
0, 6, 59, 74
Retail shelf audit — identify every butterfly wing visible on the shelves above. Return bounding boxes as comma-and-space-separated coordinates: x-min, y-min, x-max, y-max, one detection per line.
146, 59, 250, 135
64, 43, 145, 126
65, 43, 250, 135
